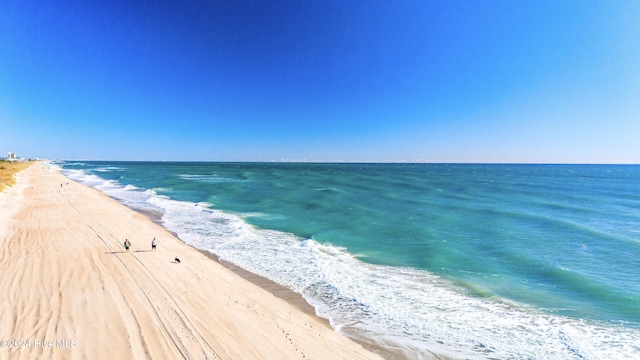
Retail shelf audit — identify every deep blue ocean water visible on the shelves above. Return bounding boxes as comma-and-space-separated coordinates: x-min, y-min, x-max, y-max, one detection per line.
55, 161, 640, 359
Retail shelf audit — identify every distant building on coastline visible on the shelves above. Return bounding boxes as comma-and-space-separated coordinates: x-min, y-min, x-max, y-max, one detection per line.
3, 152, 31, 161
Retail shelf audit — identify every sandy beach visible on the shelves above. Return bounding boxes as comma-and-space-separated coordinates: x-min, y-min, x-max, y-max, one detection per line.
0, 163, 384, 360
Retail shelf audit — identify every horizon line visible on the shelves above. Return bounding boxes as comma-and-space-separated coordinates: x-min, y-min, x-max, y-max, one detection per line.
40, 158, 640, 166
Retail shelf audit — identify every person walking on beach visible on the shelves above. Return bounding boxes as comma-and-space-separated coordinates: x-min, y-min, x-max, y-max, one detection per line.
151, 237, 157, 252
124, 239, 131, 252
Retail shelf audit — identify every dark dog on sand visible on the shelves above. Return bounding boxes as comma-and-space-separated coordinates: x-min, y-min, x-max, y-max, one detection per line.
174, 257, 181, 263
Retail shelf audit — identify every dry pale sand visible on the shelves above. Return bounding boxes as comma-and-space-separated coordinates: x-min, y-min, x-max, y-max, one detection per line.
0, 163, 384, 360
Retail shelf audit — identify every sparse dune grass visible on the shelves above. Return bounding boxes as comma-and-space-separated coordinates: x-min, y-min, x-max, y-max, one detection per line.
0, 161, 33, 192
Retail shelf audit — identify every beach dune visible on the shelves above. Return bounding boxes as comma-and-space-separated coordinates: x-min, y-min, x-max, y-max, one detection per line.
0, 163, 382, 359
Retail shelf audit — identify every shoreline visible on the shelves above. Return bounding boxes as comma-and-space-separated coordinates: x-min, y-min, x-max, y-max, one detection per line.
124, 190, 409, 360
131, 208, 327, 325
0, 163, 389, 359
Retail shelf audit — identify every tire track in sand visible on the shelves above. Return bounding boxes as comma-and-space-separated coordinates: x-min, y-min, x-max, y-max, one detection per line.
59, 183, 220, 359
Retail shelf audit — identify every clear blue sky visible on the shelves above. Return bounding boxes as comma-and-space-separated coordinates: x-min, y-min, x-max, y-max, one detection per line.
1, 1, 639, 162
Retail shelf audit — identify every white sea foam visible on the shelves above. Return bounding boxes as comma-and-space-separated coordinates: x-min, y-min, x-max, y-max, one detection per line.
178, 174, 241, 183
95, 166, 127, 172
62, 167, 640, 359
61, 168, 163, 213
237, 212, 286, 221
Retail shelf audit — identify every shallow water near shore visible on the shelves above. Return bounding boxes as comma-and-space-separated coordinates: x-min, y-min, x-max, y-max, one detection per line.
55, 161, 640, 359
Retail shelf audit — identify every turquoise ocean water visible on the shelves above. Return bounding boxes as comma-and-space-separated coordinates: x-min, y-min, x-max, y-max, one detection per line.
54, 161, 640, 359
